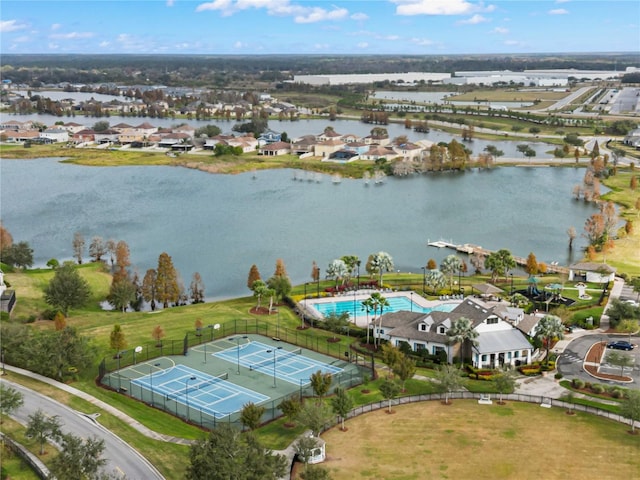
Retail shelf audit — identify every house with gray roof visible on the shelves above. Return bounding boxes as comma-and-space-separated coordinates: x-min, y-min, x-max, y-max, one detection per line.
377, 297, 533, 368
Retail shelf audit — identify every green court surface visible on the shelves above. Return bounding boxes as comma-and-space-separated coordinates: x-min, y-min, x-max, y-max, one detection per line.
101, 333, 366, 428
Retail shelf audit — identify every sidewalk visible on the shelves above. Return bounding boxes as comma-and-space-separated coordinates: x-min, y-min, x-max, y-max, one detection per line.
4, 364, 303, 480
517, 276, 626, 399
3, 364, 193, 446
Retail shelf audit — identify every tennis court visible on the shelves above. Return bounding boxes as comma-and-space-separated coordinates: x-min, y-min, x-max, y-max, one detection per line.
213, 340, 342, 386
131, 364, 269, 419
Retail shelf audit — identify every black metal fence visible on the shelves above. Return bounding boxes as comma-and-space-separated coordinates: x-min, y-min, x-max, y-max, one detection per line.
341, 392, 635, 431
98, 319, 375, 430
99, 319, 374, 381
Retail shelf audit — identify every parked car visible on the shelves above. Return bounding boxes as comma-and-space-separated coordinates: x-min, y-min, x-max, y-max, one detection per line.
607, 340, 635, 351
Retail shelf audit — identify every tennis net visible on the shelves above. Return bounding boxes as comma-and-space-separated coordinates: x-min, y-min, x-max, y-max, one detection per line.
251, 348, 302, 371
166, 372, 229, 401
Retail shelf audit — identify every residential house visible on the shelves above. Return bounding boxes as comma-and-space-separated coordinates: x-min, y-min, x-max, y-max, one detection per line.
363, 133, 391, 146
93, 129, 120, 144
377, 297, 533, 368
226, 135, 259, 153
258, 129, 282, 145
61, 122, 86, 135
72, 129, 96, 144
260, 141, 291, 156
315, 129, 342, 142
314, 139, 345, 158
360, 145, 399, 161
40, 128, 69, 143
344, 141, 369, 155
2, 130, 40, 143
291, 135, 317, 155
0, 120, 34, 131
393, 142, 424, 162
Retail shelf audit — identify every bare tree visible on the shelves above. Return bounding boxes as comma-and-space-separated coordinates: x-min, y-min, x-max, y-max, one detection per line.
72, 232, 85, 264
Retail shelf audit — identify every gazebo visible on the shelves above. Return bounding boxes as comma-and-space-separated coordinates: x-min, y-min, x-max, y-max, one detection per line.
471, 283, 504, 299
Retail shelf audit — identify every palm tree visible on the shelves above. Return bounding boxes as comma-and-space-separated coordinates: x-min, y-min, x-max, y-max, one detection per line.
440, 254, 462, 293
534, 315, 564, 368
368, 291, 390, 349
447, 316, 479, 367
361, 297, 374, 345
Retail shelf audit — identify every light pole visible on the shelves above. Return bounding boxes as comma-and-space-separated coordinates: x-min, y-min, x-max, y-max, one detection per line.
266, 347, 282, 388
185, 375, 197, 412
458, 267, 462, 294
229, 336, 248, 374
1, 348, 5, 376
410, 291, 413, 312
204, 324, 220, 364
353, 289, 357, 320
421, 266, 426, 295
510, 273, 514, 295
356, 260, 361, 290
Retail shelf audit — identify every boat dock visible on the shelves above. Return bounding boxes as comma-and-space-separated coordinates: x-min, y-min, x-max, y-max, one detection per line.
427, 239, 569, 274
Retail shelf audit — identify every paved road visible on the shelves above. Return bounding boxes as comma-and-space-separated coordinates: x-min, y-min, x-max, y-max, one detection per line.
558, 333, 640, 385
1, 379, 164, 480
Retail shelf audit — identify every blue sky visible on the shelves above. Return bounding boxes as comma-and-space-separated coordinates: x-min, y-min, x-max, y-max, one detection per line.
1, 1, 638, 55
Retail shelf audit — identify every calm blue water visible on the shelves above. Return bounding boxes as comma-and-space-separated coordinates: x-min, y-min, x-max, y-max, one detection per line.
312, 296, 458, 318
0, 158, 597, 301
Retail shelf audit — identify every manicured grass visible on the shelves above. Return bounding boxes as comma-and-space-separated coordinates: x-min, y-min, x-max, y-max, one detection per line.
1, 418, 54, 480
2, 371, 193, 480
319, 400, 640, 480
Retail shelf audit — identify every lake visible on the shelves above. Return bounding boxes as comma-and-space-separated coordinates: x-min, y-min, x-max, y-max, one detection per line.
0, 158, 597, 301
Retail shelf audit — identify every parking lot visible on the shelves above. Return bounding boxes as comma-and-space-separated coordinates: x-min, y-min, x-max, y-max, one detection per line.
558, 333, 640, 386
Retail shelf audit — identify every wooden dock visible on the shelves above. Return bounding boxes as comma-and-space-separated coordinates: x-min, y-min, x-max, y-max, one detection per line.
428, 240, 569, 275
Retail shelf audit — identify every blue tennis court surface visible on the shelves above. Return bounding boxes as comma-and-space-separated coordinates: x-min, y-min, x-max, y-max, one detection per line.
213, 341, 342, 385
131, 365, 269, 419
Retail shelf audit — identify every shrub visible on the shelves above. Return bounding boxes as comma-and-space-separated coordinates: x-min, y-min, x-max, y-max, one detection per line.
572, 378, 585, 389
40, 309, 59, 321
591, 384, 605, 394
611, 389, 624, 399
554, 372, 563, 380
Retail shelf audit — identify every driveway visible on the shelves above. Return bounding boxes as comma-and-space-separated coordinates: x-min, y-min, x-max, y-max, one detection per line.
1, 379, 164, 480
558, 333, 640, 387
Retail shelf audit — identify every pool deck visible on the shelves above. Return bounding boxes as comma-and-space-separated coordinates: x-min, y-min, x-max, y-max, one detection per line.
300, 290, 462, 328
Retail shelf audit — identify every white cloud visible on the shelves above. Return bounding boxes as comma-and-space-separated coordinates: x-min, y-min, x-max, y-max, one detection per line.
166, 0, 175, 6
48, 42, 59, 50
491, 27, 508, 34
196, 0, 350, 23
548, 9, 569, 15
50, 31, 94, 40
99, 41, 110, 48
393, 0, 495, 16
295, 7, 348, 24
234, 41, 248, 48
51, 23, 61, 31
314, 43, 329, 50
357, 42, 369, 49
351, 12, 369, 21
459, 14, 488, 25
411, 37, 434, 46
0, 20, 28, 33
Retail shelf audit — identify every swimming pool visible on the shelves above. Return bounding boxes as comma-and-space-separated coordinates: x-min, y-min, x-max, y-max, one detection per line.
308, 294, 457, 319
